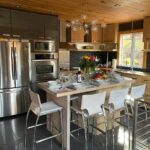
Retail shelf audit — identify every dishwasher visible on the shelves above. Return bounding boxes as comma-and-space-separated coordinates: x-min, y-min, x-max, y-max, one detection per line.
132, 97, 150, 150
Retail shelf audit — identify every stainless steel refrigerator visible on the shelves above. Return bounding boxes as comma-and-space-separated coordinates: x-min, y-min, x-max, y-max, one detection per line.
0, 39, 30, 118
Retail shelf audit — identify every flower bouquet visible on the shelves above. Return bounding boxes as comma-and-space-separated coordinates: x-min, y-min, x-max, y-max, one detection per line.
79, 55, 96, 76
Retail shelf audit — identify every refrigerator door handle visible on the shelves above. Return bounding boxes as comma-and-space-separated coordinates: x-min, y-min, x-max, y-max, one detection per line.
14, 47, 17, 80
11, 47, 15, 80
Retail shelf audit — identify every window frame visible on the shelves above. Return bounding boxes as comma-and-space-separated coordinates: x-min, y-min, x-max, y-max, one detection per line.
117, 29, 147, 69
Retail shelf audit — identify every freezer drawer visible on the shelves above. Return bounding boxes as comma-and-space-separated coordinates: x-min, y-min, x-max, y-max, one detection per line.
0, 88, 30, 118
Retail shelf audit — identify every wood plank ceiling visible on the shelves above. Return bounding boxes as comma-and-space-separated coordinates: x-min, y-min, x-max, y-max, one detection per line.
0, 0, 149, 23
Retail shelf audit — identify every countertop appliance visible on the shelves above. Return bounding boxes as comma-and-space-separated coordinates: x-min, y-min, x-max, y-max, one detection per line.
31, 40, 56, 53
0, 39, 30, 118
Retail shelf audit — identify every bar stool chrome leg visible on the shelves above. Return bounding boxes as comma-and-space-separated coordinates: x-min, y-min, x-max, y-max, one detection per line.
50, 114, 53, 150
25, 107, 31, 150
81, 112, 88, 150
91, 117, 94, 150
33, 115, 40, 150
77, 113, 80, 136
60, 110, 64, 150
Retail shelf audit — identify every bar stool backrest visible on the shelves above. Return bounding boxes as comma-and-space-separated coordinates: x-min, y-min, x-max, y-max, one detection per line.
29, 90, 41, 114
109, 88, 129, 110
130, 84, 146, 99
81, 92, 106, 116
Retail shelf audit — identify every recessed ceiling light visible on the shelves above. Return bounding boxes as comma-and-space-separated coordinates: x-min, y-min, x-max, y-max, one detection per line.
101, 0, 106, 4
140, 10, 144, 12
114, 4, 121, 7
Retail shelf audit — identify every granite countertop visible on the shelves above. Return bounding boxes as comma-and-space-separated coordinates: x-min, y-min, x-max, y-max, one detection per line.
115, 69, 150, 77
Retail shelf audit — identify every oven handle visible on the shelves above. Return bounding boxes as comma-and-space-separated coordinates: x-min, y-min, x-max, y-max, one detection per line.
31, 59, 57, 62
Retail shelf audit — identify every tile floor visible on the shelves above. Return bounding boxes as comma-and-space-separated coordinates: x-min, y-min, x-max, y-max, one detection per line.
0, 113, 134, 150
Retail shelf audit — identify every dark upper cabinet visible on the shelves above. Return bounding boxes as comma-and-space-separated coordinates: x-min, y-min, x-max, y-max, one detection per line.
11, 10, 30, 38
44, 15, 59, 38
28, 13, 45, 39
0, 8, 11, 36
0, 8, 59, 41
44, 15, 59, 51
45, 15, 59, 31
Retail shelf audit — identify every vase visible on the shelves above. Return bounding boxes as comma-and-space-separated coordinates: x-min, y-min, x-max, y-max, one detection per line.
83, 67, 94, 81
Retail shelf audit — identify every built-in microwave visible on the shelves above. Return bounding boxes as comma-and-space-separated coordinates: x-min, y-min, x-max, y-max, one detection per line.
32, 40, 56, 52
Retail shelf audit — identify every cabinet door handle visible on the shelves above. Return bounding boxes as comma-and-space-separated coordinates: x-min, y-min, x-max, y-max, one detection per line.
46, 37, 52, 40
2, 34, 11, 37
39, 36, 44, 39
13, 35, 20, 38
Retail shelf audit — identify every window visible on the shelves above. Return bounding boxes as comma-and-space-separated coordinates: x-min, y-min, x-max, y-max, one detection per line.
119, 32, 144, 68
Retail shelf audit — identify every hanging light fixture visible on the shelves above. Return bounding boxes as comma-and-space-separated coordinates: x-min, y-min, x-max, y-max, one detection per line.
66, 0, 104, 34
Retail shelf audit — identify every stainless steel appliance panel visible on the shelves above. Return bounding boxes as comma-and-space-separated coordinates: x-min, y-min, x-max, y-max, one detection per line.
0, 88, 29, 117
33, 40, 56, 52
0, 41, 15, 89
14, 41, 30, 87
31, 59, 58, 82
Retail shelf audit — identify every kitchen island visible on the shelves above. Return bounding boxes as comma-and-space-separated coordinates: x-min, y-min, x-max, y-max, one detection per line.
38, 78, 134, 150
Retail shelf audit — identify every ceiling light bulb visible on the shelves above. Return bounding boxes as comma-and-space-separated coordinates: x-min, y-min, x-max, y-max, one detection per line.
81, 14, 87, 20
72, 27, 77, 31
71, 20, 76, 25
66, 22, 71, 27
84, 30, 89, 34
92, 26, 98, 31
75, 19, 79, 23
101, 23, 107, 28
84, 23, 89, 29
79, 26, 83, 30
91, 19, 97, 25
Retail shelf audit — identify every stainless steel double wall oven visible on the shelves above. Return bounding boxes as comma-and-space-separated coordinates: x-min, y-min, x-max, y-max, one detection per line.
31, 40, 58, 82
30, 40, 58, 101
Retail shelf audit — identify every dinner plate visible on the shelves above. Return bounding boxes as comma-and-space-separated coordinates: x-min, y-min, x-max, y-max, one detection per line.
48, 84, 62, 89
48, 80, 57, 86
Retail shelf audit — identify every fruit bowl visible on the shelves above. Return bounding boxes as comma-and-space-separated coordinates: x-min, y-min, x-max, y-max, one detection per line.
93, 72, 107, 80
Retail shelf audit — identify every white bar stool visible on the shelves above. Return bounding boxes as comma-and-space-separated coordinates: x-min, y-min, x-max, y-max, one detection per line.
107, 88, 130, 148
71, 92, 106, 149
25, 90, 63, 150
108, 88, 129, 126
126, 84, 147, 118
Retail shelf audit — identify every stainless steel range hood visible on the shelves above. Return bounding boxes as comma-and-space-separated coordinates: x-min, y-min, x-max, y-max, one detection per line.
68, 42, 117, 51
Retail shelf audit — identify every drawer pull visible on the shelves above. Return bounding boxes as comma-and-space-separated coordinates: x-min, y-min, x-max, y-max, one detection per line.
2, 34, 10, 37
13, 35, 20, 38
132, 78, 137, 79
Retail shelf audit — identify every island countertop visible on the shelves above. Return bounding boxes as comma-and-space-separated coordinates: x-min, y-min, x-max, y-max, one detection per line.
38, 78, 134, 98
